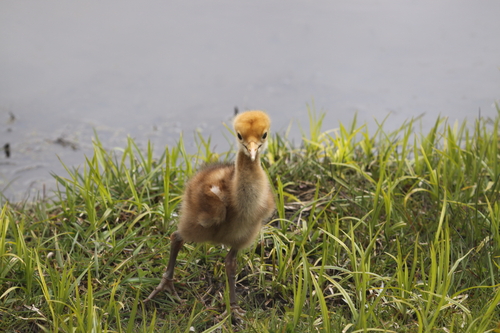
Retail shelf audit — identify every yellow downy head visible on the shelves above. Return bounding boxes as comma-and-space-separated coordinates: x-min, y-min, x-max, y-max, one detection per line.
233, 110, 271, 161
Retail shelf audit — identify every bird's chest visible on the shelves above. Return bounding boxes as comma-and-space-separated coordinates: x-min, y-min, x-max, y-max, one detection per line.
234, 179, 268, 218
223, 182, 269, 248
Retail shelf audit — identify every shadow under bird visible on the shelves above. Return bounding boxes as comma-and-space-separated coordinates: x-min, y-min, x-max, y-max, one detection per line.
144, 110, 276, 316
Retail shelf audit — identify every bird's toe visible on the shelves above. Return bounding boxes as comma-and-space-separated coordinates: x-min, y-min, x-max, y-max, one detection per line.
144, 277, 181, 303
231, 305, 246, 317
220, 304, 246, 318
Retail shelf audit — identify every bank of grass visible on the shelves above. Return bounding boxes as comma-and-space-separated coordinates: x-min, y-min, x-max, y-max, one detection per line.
1, 109, 500, 332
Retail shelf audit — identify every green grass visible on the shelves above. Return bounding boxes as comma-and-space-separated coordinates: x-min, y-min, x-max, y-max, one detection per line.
1, 108, 500, 332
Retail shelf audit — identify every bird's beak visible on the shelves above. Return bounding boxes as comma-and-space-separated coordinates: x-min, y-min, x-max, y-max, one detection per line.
248, 142, 259, 161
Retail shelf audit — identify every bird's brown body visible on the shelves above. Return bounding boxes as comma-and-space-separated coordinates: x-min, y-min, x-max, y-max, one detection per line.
179, 155, 274, 249
145, 110, 275, 315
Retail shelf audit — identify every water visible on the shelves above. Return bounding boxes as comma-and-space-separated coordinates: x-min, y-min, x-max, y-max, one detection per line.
1, 0, 499, 201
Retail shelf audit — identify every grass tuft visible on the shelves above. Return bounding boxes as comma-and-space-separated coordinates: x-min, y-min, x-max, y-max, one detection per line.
1, 108, 500, 332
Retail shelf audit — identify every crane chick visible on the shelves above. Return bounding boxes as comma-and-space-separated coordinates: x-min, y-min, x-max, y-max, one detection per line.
145, 110, 275, 316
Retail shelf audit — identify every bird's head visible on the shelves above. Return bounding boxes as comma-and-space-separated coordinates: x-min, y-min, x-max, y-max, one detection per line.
233, 110, 271, 161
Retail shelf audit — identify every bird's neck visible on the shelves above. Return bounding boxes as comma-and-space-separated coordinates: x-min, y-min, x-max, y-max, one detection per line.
233, 149, 267, 197
235, 150, 262, 175
232, 150, 267, 215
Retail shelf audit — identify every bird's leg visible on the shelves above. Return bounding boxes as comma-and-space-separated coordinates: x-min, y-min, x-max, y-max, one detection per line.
144, 231, 184, 303
223, 247, 246, 316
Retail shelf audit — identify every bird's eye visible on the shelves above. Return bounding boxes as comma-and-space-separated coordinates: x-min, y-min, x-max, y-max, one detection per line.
262, 132, 268, 140
237, 133, 242, 140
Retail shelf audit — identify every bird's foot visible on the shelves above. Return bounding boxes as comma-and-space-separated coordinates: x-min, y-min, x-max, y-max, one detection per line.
143, 275, 181, 303
220, 304, 246, 318
231, 305, 246, 317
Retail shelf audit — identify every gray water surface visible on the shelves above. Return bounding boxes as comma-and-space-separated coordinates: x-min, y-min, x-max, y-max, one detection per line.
1, 0, 499, 201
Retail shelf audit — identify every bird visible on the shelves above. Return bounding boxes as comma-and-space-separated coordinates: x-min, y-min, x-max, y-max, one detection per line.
144, 110, 275, 316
